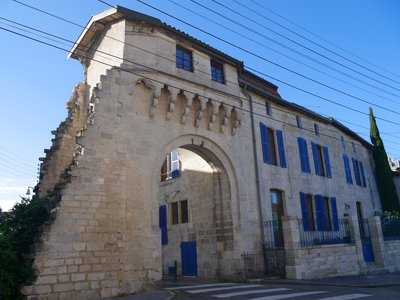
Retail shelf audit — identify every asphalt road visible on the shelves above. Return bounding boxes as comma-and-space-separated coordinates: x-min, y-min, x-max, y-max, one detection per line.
113, 281, 400, 300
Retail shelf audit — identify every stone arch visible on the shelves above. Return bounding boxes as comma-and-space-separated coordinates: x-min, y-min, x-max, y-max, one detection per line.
150, 134, 240, 278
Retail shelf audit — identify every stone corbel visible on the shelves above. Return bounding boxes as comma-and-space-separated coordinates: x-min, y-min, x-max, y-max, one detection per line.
180, 91, 192, 124
149, 86, 161, 118
220, 104, 231, 134
166, 88, 179, 121
195, 95, 207, 128
231, 107, 240, 136
134, 78, 162, 118
208, 99, 220, 130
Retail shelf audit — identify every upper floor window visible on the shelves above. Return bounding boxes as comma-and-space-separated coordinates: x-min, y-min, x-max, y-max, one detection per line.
210, 59, 225, 83
311, 142, 332, 178
260, 122, 287, 168
161, 149, 180, 181
297, 137, 311, 173
314, 123, 319, 136
352, 158, 367, 187
176, 46, 193, 72
296, 116, 302, 128
343, 154, 353, 184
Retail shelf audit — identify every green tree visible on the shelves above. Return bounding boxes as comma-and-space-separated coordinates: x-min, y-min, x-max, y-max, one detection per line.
369, 107, 400, 211
0, 196, 49, 300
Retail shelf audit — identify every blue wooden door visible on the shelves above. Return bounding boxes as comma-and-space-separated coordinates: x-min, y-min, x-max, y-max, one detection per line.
181, 241, 197, 276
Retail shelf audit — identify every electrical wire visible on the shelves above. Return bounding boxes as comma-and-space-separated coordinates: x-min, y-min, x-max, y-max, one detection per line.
132, 0, 400, 117
211, 0, 400, 93
166, 0, 400, 106
248, 0, 400, 81
0, 25, 385, 150
232, 0, 400, 86
9, 0, 400, 125
3, 2, 399, 155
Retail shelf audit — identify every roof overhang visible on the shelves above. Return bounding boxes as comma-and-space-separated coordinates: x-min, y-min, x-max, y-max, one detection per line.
68, 6, 162, 60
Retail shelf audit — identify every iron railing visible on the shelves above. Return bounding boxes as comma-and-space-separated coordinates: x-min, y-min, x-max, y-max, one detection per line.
241, 251, 265, 279
298, 218, 352, 247
381, 219, 400, 241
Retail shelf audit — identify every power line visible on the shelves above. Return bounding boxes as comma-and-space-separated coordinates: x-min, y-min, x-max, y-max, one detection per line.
3, 5, 399, 157
10, 0, 400, 128
248, 0, 400, 81
0, 25, 383, 152
210, 0, 400, 93
0, 17, 390, 137
133, 0, 400, 117
232, 0, 400, 87
188, 0, 400, 102
167, 0, 400, 106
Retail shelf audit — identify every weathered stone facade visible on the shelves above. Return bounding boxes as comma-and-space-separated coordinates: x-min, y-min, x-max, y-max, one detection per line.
23, 6, 400, 300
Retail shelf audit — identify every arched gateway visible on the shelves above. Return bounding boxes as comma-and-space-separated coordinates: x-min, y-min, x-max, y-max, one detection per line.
24, 6, 264, 299
25, 5, 383, 300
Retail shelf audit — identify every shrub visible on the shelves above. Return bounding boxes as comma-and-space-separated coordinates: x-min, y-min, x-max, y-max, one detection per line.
0, 196, 49, 300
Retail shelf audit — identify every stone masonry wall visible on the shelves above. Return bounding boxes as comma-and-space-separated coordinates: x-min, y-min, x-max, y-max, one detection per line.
383, 240, 400, 272
37, 83, 88, 196
298, 244, 360, 279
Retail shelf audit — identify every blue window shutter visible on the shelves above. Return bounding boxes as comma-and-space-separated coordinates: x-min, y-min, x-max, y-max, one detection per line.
311, 142, 322, 176
323, 146, 332, 178
159, 205, 168, 245
315, 195, 326, 231
260, 122, 270, 164
343, 155, 353, 184
297, 137, 310, 173
276, 130, 287, 168
171, 169, 180, 178
352, 158, 361, 186
300, 192, 310, 231
331, 197, 339, 231
359, 161, 367, 187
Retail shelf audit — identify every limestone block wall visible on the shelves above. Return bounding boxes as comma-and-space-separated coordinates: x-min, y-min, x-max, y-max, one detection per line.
383, 240, 400, 272
38, 83, 88, 196
250, 91, 380, 223
26, 61, 254, 298
298, 244, 360, 279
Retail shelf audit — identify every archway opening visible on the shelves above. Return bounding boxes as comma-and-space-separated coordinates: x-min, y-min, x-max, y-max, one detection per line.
157, 145, 233, 278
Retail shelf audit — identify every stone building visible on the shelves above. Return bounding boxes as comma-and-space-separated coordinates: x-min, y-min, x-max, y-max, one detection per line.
23, 5, 400, 300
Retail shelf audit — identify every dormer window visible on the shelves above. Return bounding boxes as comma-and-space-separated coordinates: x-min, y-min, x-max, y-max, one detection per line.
211, 59, 225, 83
176, 46, 193, 72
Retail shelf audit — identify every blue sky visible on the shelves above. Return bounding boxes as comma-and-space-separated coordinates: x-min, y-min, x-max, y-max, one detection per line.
1, 0, 399, 210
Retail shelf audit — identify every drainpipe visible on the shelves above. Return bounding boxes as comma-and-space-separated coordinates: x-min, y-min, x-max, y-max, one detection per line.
242, 85, 266, 250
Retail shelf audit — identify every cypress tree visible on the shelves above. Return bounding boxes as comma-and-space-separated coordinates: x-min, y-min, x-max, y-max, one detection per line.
369, 107, 400, 212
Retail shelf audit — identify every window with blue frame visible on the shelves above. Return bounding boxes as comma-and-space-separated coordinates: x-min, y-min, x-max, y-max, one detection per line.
210, 59, 225, 83
343, 154, 353, 184
297, 137, 311, 173
161, 149, 180, 181
300, 192, 338, 232
259, 122, 287, 168
311, 142, 332, 178
176, 46, 193, 71
352, 158, 367, 187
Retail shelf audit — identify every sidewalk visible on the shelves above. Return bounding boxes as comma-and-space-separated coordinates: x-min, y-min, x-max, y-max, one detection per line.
261, 271, 400, 288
